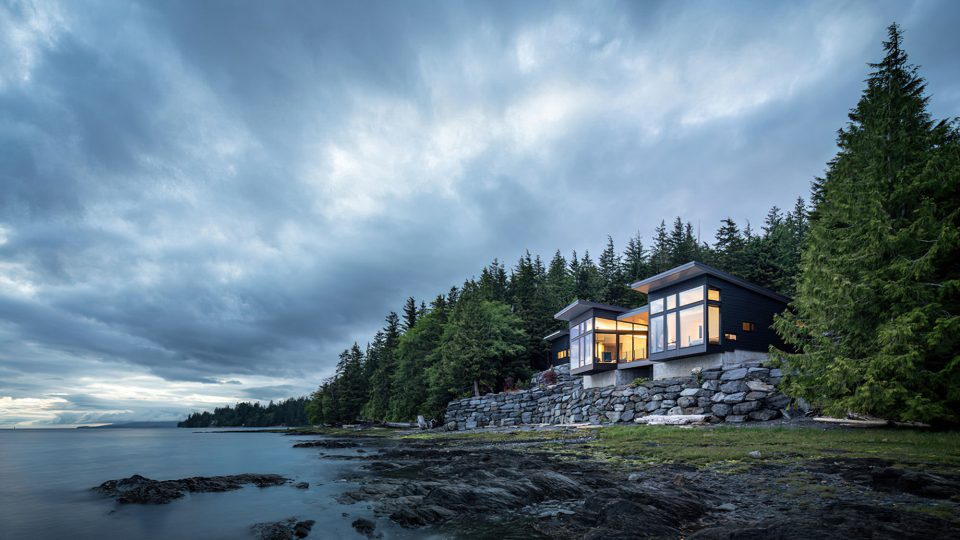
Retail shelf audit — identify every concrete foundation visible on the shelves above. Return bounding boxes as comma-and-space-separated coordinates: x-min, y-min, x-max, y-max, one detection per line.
582, 366, 652, 388
651, 350, 769, 380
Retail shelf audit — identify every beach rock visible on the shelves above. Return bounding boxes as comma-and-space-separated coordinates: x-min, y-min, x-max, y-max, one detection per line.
293, 482, 309, 489
251, 518, 315, 540
95, 473, 288, 504
351, 518, 377, 538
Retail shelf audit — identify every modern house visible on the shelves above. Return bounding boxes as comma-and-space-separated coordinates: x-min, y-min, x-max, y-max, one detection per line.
545, 261, 789, 388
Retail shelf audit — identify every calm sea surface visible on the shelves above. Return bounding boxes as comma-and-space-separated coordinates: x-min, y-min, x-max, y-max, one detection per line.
0, 428, 423, 540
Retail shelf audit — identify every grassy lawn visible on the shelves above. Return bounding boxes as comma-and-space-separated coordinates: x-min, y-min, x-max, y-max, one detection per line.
593, 425, 960, 469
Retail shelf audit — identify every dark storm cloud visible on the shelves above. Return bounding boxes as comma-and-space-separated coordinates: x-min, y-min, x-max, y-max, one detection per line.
1, 0, 958, 424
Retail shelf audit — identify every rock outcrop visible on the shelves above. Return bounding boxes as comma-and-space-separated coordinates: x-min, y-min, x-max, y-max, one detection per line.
95, 473, 289, 504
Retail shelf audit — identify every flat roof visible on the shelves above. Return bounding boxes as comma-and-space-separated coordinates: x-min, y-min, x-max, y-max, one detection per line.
616, 304, 649, 321
629, 261, 790, 303
554, 299, 628, 321
543, 329, 568, 341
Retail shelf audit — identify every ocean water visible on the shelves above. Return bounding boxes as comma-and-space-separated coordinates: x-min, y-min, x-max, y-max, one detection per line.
0, 428, 420, 540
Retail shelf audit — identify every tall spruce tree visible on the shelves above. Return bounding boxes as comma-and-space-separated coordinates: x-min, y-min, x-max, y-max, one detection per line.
649, 220, 669, 273
773, 24, 960, 424
598, 236, 627, 305
402, 297, 418, 332
361, 311, 401, 420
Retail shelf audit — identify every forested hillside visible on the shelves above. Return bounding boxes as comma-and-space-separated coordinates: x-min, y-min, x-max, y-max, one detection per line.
307, 205, 809, 425
178, 397, 309, 427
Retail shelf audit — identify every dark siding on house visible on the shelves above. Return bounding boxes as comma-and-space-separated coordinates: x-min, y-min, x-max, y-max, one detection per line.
646, 275, 788, 363
704, 275, 787, 353
548, 334, 570, 367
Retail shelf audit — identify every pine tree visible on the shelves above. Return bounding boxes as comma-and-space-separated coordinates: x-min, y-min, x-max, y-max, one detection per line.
572, 251, 601, 301
714, 217, 745, 275
598, 236, 627, 305
402, 297, 418, 332
773, 24, 960, 424
361, 312, 401, 420
546, 250, 572, 312
649, 220, 669, 273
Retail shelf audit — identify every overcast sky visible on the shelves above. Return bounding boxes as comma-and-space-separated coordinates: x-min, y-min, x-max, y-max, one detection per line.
1, 0, 958, 426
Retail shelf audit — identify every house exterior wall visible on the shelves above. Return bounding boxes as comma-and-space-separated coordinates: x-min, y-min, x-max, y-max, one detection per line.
548, 333, 570, 367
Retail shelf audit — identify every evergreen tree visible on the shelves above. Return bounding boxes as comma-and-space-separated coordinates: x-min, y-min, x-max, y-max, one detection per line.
773, 24, 960, 424
714, 217, 745, 275
650, 220, 669, 273
389, 299, 447, 421
598, 236, 627, 305
402, 297, 418, 332
362, 312, 401, 420
478, 259, 509, 302
545, 250, 572, 313
431, 290, 527, 404
572, 251, 601, 301
334, 343, 367, 422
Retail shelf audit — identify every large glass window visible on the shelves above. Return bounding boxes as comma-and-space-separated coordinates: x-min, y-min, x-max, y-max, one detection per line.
650, 315, 664, 353
679, 305, 704, 348
584, 318, 593, 333
708, 305, 720, 345
650, 298, 664, 314
679, 285, 704, 306
708, 288, 721, 302
570, 339, 580, 368
620, 334, 647, 361
595, 333, 617, 363
595, 318, 617, 331
583, 333, 593, 362
618, 334, 633, 362
570, 324, 580, 339
633, 335, 647, 360
667, 314, 677, 350
666, 294, 677, 311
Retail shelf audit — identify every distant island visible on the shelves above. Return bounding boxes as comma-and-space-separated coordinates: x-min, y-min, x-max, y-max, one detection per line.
178, 397, 308, 428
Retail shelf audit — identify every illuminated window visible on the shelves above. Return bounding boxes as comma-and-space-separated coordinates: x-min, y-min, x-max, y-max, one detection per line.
650, 315, 664, 353
650, 298, 664, 314
708, 305, 720, 345
679, 305, 704, 348
595, 318, 617, 331
617, 321, 635, 331
724, 333, 737, 341
595, 333, 617, 363
666, 294, 677, 311
618, 334, 632, 362
679, 285, 704, 307
557, 349, 569, 360
708, 288, 721, 302
666, 313, 677, 350
632, 334, 647, 360
742, 322, 756, 332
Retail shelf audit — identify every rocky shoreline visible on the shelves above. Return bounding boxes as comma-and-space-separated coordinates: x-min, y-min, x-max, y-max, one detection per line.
316, 429, 960, 539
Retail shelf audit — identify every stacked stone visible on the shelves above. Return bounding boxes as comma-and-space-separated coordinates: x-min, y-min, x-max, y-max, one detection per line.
442, 360, 790, 431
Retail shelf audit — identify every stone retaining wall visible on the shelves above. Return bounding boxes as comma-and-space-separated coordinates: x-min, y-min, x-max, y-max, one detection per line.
443, 361, 791, 430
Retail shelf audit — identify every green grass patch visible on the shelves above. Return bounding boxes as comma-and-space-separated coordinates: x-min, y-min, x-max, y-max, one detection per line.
592, 425, 960, 469
401, 429, 586, 444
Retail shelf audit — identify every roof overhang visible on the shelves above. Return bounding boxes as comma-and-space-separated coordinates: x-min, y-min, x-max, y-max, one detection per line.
543, 329, 569, 341
554, 299, 628, 322
629, 261, 790, 304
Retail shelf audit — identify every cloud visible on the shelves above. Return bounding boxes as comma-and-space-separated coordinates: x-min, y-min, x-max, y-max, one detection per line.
1, 0, 958, 424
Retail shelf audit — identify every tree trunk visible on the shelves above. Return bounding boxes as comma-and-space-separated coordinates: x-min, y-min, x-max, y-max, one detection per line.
473, 379, 480, 397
